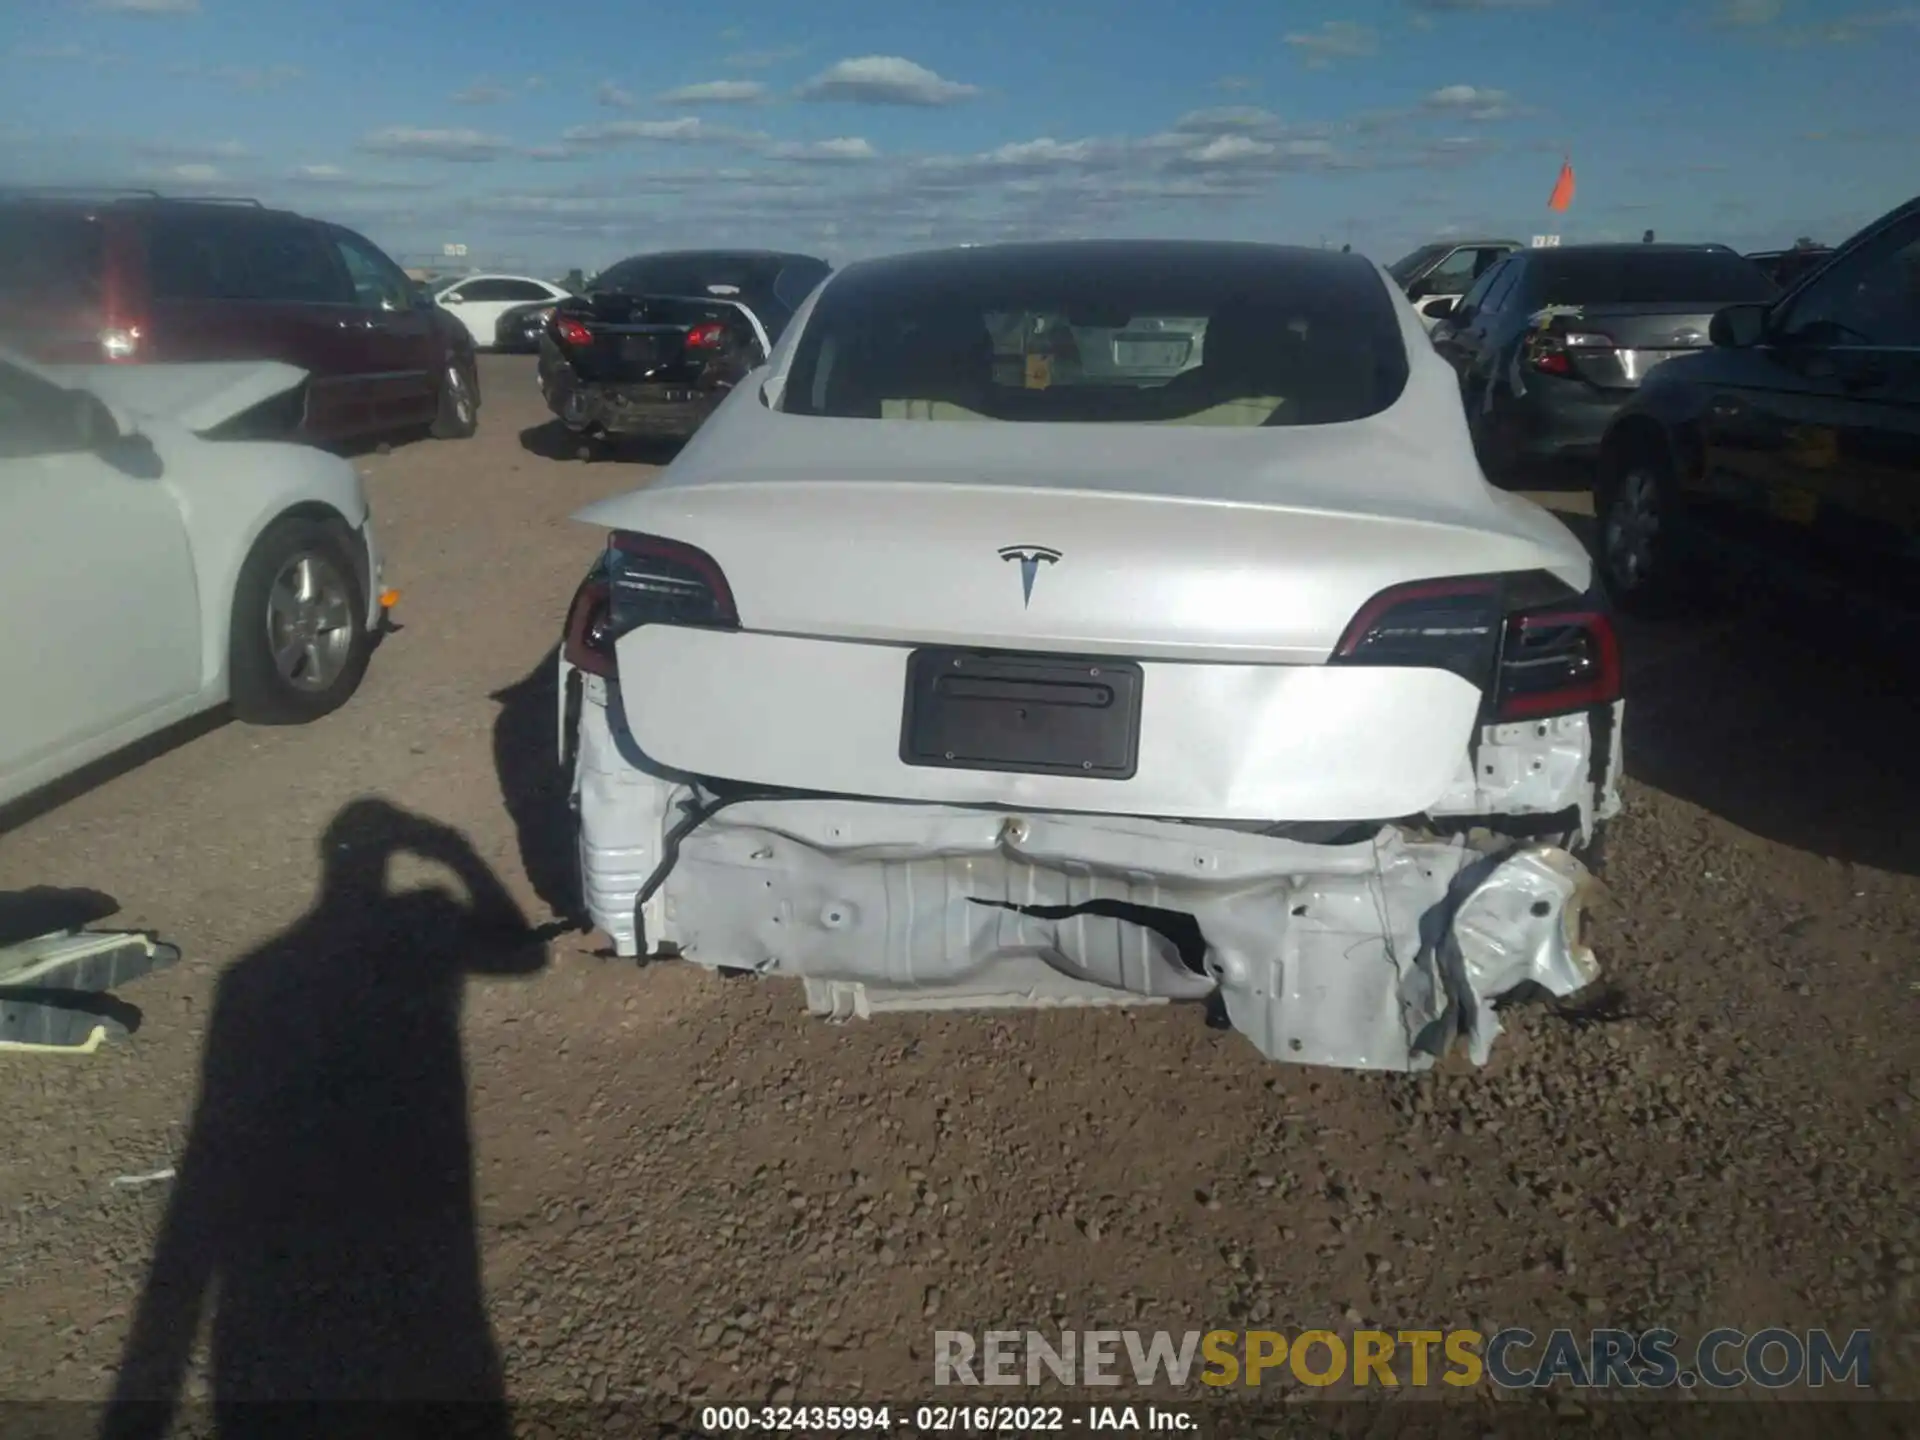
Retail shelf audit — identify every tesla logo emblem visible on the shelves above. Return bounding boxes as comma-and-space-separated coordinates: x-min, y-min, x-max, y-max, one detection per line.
997, 545, 1061, 608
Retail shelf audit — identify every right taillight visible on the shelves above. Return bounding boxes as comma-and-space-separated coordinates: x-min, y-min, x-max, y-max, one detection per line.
554, 315, 593, 348
1493, 603, 1621, 721
561, 530, 739, 678
1332, 573, 1622, 722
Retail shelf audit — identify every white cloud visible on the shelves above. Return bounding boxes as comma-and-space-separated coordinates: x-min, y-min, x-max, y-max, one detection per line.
287, 164, 435, 191
796, 56, 979, 106
1423, 83, 1514, 119
1284, 21, 1379, 67
1170, 106, 1290, 135
559, 116, 759, 148
168, 62, 302, 92
134, 138, 251, 162
595, 81, 637, 109
138, 162, 223, 183
765, 136, 878, 162
726, 45, 807, 70
454, 81, 512, 105
657, 79, 768, 104
358, 127, 513, 162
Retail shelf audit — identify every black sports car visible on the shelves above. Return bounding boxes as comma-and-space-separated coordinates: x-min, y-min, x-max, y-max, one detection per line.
537, 249, 831, 444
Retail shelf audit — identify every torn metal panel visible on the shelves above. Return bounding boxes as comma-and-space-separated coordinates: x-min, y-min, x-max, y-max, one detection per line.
1446, 846, 1600, 1065
654, 797, 1596, 1073
571, 685, 1603, 1069
1426, 702, 1623, 840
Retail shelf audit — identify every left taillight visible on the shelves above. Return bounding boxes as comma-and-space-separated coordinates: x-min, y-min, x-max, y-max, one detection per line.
1331, 573, 1621, 722
685, 321, 725, 351
1525, 329, 1613, 377
561, 530, 740, 677
554, 315, 594, 348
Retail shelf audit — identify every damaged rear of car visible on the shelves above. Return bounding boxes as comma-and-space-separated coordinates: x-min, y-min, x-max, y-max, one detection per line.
556, 240, 1623, 1072
538, 249, 830, 444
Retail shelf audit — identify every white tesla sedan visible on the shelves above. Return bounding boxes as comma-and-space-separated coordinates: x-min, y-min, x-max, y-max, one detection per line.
0, 353, 390, 812
555, 241, 1624, 1072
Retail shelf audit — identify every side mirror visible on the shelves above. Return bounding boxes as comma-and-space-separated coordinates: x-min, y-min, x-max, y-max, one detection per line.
1405, 279, 1431, 301
1710, 302, 1769, 349
757, 368, 786, 410
1423, 297, 1457, 321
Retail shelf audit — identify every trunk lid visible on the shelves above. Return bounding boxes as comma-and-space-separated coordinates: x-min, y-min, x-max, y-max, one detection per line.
1532, 303, 1721, 391
553, 293, 759, 384
573, 412, 1587, 664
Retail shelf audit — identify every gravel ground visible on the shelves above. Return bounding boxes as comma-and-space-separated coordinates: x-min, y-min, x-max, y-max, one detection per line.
0, 355, 1915, 1415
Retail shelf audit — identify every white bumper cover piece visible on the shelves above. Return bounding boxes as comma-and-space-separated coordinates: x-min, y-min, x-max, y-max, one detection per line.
572, 675, 1602, 1072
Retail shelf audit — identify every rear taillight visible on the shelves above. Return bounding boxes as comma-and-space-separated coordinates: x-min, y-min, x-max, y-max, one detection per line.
555, 315, 593, 348
1526, 329, 1612, 376
100, 325, 142, 362
561, 530, 739, 678
1331, 576, 1505, 686
1494, 605, 1621, 720
1332, 574, 1622, 722
685, 322, 725, 350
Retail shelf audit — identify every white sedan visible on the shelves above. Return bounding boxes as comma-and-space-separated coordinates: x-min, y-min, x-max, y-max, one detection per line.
0, 353, 390, 812
433, 274, 574, 349
554, 241, 1625, 1072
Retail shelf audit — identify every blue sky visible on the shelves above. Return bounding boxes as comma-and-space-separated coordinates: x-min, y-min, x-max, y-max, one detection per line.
2, 0, 1914, 275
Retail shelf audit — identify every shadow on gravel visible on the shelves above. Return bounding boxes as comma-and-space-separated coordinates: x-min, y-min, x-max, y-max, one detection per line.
517, 419, 684, 468
101, 799, 555, 1439
1542, 500, 1920, 874
1619, 609, 1920, 876
490, 647, 587, 929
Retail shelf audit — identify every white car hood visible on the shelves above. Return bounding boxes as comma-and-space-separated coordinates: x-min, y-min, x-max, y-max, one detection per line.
31, 361, 308, 434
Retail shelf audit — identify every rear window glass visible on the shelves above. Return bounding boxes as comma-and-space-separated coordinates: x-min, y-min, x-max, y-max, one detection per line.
0, 209, 105, 301
1533, 250, 1779, 305
591, 255, 789, 303
783, 247, 1409, 427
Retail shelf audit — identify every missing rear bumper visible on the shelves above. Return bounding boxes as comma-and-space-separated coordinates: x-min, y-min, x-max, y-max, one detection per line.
655, 800, 1596, 1071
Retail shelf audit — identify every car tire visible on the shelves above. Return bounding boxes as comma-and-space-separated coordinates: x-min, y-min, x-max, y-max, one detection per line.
1595, 439, 1689, 617
430, 359, 479, 440
228, 516, 373, 727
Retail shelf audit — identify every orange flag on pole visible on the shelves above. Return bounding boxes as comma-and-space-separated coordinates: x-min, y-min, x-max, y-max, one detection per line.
1548, 157, 1576, 213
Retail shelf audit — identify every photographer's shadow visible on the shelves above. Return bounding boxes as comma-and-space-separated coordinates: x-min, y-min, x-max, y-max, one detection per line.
103, 799, 556, 1439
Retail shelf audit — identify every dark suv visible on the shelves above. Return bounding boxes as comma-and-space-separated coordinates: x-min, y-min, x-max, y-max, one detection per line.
0, 190, 479, 444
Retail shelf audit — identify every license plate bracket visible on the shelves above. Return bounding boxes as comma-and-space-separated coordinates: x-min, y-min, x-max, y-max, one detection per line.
900, 648, 1142, 779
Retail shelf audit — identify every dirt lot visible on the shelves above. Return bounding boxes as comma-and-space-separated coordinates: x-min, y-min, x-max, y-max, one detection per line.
1, 354, 1916, 1414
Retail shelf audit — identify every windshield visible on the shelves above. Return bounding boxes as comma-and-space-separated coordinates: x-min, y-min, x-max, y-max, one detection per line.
783, 245, 1409, 428
1535, 250, 1780, 305
1387, 244, 1449, 286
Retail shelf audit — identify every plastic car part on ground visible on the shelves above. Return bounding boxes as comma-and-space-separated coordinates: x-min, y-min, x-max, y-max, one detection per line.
0, 919, 181, 1054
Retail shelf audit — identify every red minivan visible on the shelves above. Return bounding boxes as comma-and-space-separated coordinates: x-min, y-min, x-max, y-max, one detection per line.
0, 191, 479, 444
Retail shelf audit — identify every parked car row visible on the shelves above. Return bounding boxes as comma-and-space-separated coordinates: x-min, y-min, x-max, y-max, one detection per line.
1392, 198, 1920, 638
0, 189, 480, 447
